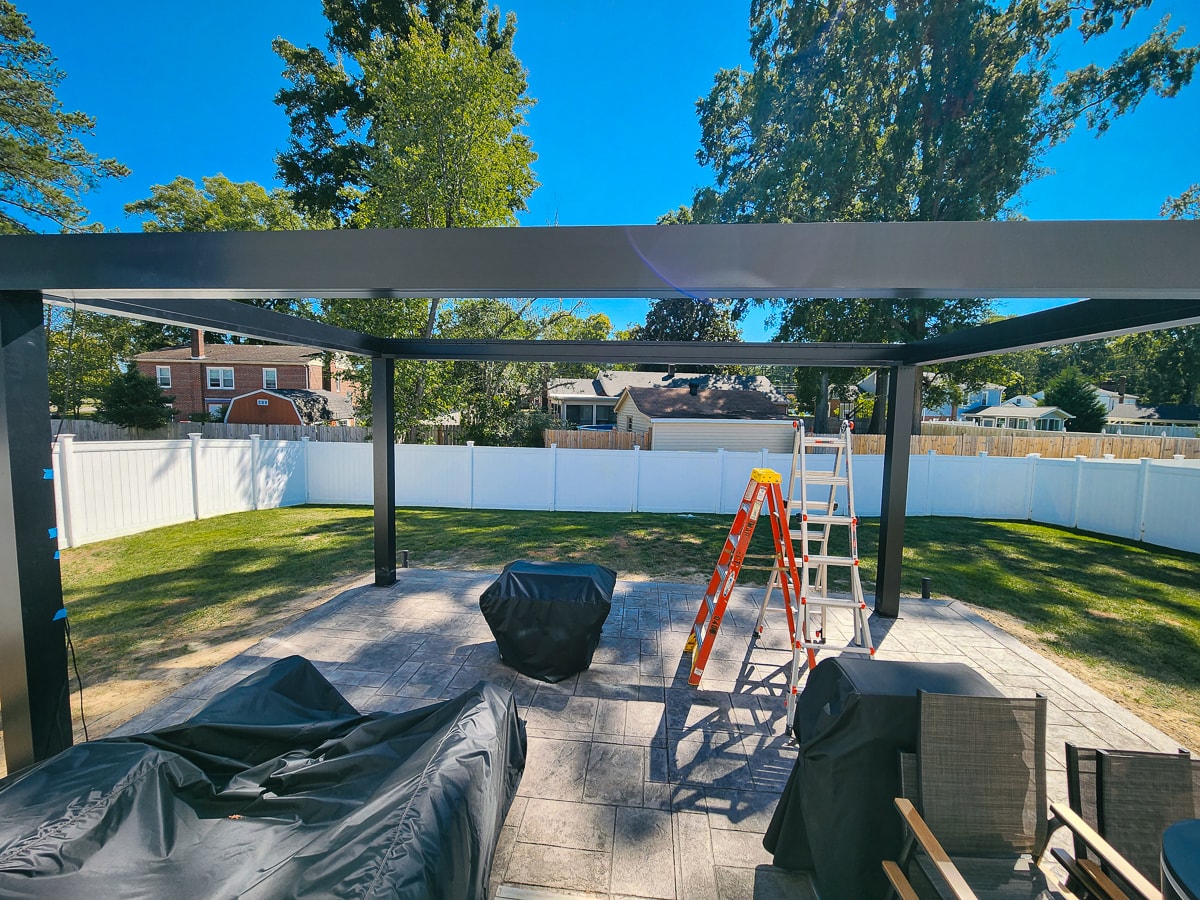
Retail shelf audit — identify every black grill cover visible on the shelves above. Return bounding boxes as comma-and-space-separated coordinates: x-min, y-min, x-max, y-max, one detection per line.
762, 656, 1000, 900
0, 655, 526, 899
479, 560, 616, 683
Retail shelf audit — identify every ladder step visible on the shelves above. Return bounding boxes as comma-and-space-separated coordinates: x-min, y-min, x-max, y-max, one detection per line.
803, 554, 857, 566
799, 641, 873, 655
801, 437, 849, 447
801, 514, 855, 526
802, 596, 865, 609
803, 474, 849, 486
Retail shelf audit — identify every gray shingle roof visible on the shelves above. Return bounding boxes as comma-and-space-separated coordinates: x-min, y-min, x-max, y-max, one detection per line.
620, 387, 790, 420
252, 388, 354, 424
1108, 403, 1200, 423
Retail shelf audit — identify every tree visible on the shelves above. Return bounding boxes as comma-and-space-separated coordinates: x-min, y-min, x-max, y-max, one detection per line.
1044, 366, 1108, 432
629, 299, 743, 374
274, 0, 519, 223
687, 0, 1198, 429
45, 306, 143, 416
94, 368, 175, 431
0, 0, 128, 232
354, 19, 536, 228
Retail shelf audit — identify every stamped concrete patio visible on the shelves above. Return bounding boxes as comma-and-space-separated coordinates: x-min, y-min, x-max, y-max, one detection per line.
112, 568, 1182, 900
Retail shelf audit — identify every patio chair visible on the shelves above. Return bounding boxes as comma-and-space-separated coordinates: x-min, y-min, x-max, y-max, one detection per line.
882, 692, 1071, 900
1046, 743, 1200, 900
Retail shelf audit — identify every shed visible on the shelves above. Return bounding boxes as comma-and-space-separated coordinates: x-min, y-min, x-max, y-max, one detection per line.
613, 386, 796, 452
224, 388, 355, 426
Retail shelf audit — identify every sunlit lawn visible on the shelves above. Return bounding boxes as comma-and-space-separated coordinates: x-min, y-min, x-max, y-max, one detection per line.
60, 505, 1200, 747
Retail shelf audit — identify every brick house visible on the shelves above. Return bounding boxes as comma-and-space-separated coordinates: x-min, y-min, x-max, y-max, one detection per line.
133, 331, 356, 423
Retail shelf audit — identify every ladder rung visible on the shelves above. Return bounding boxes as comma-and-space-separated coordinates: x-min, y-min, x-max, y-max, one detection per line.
799, 641, 873, 655
802, 554, 857, 566
801, 436, 848, 446
804, 474, 849, 486
802, 596, 864, 609
801, 514, 854, 526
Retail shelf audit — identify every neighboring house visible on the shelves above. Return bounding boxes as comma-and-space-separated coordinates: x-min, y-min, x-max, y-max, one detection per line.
613, 385, 796, 452
1105, 402, 1200, 437
923, 383, 1005, 421
548, 368, 786, 426
224, 388, 355, 426
133, 331, 355, 421
1095, 380, 1139, 412
963, 402, 1072, 431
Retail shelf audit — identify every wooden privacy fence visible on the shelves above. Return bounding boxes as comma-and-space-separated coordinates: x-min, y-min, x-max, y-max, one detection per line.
544, 429, 646, 450
851, 432, 1200, 459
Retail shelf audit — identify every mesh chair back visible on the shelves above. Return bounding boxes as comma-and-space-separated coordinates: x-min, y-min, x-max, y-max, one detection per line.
916, 692, 1047, 858
1096, 749, 1198, 882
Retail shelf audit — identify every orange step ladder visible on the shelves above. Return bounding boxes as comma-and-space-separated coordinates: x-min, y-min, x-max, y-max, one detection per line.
683, 468, 816, 687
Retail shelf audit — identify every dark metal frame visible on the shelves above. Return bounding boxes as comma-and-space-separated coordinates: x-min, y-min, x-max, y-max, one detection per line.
4, 221, 1199, 772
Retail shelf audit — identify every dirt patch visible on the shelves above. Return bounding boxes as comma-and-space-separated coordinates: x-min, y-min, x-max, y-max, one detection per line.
967, 604, 1200, 752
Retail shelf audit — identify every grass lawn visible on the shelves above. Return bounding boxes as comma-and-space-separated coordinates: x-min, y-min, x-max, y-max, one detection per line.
59, 505, 1200, 749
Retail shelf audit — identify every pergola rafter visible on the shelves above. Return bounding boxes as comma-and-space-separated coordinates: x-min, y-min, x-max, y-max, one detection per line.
4, 220, 1199, 774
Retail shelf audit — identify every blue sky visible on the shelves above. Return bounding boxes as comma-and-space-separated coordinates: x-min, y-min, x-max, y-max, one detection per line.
21, 0, 1200, 340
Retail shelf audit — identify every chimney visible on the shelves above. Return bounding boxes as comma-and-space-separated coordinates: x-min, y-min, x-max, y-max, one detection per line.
689, 381, 699, 396
190, 329, 206, 359
1117, 376, 1126, 404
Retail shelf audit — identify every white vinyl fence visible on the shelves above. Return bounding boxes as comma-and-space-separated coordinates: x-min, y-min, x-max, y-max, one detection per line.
51, 436, 1200, 557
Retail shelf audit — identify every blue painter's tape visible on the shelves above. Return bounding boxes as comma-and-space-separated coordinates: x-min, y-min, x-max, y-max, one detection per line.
48, 526, 58, 539
43, 468, 54, 480
52, 608, 67, 621
54, 550, 60, 560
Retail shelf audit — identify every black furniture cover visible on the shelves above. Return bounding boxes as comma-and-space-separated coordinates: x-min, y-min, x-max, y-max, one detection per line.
480, 560, 616, 683
0, 655, 526, 899
762, 656, 1000, 900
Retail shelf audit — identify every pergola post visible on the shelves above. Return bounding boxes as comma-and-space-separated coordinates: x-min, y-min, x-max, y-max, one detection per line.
0, 294, 72, 771
372, 357, 397, 586
874, 365, 917, 618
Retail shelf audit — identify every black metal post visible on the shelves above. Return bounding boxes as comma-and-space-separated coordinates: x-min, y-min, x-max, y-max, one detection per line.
874, 365, 917, 618
0, 294, 72, 772
372, 357, 396, 586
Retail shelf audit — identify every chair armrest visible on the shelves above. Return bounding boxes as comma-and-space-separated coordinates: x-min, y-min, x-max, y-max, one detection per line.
1049, 801, 1162, 900
882, 859, 921, 900
893, 798, 980, 900
1051, 846, 1132, 900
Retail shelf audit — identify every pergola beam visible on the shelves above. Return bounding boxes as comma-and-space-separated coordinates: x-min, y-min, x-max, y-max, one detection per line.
906, 298, 1200, 366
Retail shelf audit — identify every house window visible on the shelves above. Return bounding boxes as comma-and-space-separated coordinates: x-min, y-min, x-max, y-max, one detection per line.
263, 368, 277, 389
207, 367, 234, 389
208, 403, 227, 417
1017, 419, 1030, 429
625, 416, 633, 431
155, 365, 171, 388
566, 404, 593, 425
595, 405, 616, 425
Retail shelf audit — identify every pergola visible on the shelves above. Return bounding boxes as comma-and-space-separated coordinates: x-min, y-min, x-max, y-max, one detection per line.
2, 220, 1199, 773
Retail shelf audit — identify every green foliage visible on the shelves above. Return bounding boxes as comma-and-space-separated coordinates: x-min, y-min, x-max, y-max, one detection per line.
0, 0, 128, 232
686, 0, 1198, 429
1044, 366, 1108, 431
355, 19, 537, 228
629, 299, 743, 374
274, 0, 519, 223
125, 174, 319, 232
1162, 184, 1200, 219
45, 307, 139, 415
94, 367, 175, 431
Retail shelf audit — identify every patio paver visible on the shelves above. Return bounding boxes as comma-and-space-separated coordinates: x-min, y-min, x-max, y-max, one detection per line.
108, 568, 1183, 899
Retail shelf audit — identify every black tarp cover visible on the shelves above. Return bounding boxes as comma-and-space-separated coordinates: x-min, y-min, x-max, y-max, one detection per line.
762, 656, 999, 900
0, 655, 526, 899
479, 560, 616, 683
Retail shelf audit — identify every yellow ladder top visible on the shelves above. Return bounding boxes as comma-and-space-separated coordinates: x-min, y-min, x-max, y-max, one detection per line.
750, 467, 782, 485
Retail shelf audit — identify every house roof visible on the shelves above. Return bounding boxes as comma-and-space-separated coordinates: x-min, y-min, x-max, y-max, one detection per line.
965, 405, 1072, 420
617, 387, 791, 420
1107, 403, 1200, 423
229, 388, 353, 424
135, 343, 324, 365
548, 370, 786, 404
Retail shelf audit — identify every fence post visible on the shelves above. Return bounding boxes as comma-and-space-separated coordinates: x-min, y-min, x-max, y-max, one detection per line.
466, 441, 475, 510
1024, 453, 1040, 521
56, 434, 76, 548
1070, 454, 1087, 528
549, 443, 558, 512
631, 445, 641, 513
249, 433, 262, 511
1134, 457, 1152, 543
301, 435, 311, 504
715, 448, 726, 514
189, 432, 203, 520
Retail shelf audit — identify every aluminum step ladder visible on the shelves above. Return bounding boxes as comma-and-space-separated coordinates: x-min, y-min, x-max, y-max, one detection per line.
754, 419, 875, 729
683, 468, 803, 687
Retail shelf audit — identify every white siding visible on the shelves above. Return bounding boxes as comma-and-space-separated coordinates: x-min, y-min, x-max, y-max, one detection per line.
613, 395, 652, 435
649, 421, 797, 453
